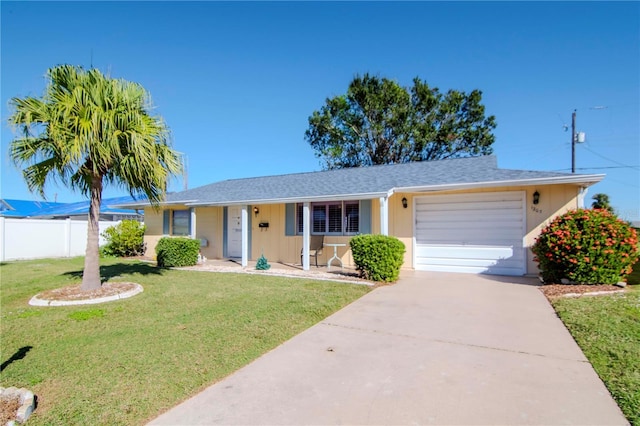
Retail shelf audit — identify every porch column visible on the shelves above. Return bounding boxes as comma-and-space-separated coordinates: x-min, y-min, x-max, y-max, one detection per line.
302, 202, 310, 271
577, 187, 588, 209
241, 205, 249, 268
379, 196, 389, 236
190, 208, 196, 238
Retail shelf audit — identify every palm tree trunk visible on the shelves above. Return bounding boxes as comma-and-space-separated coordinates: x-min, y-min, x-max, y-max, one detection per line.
81, 177, 103, 291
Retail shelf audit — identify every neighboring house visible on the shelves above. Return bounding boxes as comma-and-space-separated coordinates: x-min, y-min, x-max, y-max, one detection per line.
124, 156, 604, 276
0, 199, 65, 218
0, 196, 143, 221
33, 196, 144, 221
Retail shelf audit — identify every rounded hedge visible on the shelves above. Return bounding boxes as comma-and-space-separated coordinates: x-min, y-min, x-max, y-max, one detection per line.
350, 234, 405, 282
156, 237, 200, 267
531, 208, 638, 285
100, 220, 146, 257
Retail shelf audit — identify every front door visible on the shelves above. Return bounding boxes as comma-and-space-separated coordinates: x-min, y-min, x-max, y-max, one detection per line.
227, 206, 242, 258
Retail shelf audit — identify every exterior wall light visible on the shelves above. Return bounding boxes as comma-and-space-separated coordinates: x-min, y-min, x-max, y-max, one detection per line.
253, 206, 260, 216
533, 191, 540, 205
402, 197, 408, 209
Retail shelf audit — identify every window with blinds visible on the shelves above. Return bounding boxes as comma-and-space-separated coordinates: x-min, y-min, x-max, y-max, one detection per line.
172, 210, 191, 236
296, 201, 359, 235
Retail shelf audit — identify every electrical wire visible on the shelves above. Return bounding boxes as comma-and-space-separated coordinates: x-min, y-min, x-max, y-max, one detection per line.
581, 145, 640, 171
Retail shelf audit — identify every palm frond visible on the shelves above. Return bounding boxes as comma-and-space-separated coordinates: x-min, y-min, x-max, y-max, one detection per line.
8, 64, 182, 204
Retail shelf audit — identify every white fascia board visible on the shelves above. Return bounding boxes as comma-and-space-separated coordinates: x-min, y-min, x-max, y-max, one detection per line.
111, 200, 200, 209
184, 192, 388, 207
392, 174, 605, 194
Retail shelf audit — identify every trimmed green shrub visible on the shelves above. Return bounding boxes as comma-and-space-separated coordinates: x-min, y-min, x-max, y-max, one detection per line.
156, 237, 200, 267
532, 209, 639, 285
101, 220, 146, 257
350, 234, 405, 282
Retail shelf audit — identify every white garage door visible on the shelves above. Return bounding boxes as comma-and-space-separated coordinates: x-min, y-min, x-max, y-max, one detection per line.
415, 191, 525, 276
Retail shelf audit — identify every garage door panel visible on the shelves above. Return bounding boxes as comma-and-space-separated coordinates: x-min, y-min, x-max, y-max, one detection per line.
416, 228, 522, 243
416, 210, 523, 223
414, 191, 525, 276
419, 263, 524, 275
416, 245, 524, 261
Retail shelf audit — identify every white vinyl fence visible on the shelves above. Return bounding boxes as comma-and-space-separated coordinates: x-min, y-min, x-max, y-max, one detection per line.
0, 217, 120, 262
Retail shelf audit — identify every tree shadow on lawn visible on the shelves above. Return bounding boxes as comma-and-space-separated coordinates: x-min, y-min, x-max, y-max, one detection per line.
1, 346, 33, 372
62, 262, 164, 283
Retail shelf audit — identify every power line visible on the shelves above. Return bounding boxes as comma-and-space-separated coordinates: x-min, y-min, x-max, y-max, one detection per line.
598, 176, 640, 189
581, 145, 640, 171
556, 166, 640, 170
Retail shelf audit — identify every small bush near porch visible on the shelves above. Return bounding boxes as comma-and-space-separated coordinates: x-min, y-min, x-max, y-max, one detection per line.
155, 236, 200, 267
350, 234, 405, 282
101, 220, 147, 257
0, 257, 370, 425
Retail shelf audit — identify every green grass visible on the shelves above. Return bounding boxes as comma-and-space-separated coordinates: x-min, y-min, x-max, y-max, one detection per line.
0, 257, 370, 425
552, 287, 640, 425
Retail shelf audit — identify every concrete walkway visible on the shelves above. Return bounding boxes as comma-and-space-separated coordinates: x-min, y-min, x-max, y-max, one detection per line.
149, 271, 628, 425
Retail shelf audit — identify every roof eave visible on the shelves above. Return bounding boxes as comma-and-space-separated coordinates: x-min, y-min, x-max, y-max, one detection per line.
184, 192, 389, 207
393, 174, 605, 193
111, 200, 199, 209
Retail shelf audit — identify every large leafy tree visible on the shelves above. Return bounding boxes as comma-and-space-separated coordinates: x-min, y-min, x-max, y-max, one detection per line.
9, 65, 182, 291
305, 74, 497, 169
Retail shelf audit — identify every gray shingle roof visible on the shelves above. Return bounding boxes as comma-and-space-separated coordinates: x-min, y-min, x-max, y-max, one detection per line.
162, 156, 603, 206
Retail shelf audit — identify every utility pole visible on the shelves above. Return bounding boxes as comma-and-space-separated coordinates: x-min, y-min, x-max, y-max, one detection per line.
571, 109, 577, 173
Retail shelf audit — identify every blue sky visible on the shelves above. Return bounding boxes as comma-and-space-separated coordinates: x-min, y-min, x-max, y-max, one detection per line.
2, 1, 639, 220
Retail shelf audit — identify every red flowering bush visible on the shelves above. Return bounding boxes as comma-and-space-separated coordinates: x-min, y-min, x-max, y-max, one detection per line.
532, 209, 639, 284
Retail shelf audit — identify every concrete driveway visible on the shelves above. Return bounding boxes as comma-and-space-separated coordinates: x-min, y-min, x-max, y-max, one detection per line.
149, 271, 628, 425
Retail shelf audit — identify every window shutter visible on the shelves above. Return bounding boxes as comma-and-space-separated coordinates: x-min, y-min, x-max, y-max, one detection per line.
285, 203, 295, 236
163, 210, 170, 234
359, 200, 372, 234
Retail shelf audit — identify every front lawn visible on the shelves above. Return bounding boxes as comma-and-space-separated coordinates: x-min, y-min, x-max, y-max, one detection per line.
551, 288, 640, 425
0, 257, 370, 425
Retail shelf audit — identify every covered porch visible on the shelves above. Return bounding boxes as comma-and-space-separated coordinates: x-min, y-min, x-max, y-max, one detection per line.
176, 257, 372, 285
209, 197, 392, 271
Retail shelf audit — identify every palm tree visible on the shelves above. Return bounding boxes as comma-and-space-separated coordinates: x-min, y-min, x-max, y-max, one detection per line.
9, 65, 182, 291
592, 193, 614, 213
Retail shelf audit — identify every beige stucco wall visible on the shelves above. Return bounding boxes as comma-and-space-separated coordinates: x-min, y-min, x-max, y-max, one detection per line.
195, 206, 223, 260
143, 205, 224, 260
387, 194, 413, 270
143, 184, 582, 274
251, 204, 287, 262
143, 208, 164, 259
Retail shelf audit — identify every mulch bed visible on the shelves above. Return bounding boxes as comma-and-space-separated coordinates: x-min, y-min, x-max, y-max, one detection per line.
36, 282, 138, 301
0, 394, 20, 425
539, 283, 624, 299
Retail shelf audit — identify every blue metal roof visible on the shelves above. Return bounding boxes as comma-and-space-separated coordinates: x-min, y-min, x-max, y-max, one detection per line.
0, 199, 65, 217
0, 196, 145, 218
33, 196, 146, 218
